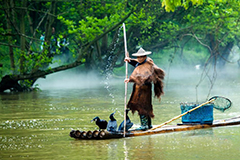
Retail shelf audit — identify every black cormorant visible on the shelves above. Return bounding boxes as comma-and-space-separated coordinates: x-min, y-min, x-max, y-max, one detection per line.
91, 116, 108, 131
118, 109, 133, 131
107, 111, 118, 132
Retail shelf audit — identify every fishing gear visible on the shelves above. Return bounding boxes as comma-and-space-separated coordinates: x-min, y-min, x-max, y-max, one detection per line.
150, 96, 232, 131
209, 96, 232, 112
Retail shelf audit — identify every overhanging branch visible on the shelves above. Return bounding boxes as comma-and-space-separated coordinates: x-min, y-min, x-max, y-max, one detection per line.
12, 60, 83, 81
0, 42, 20, 48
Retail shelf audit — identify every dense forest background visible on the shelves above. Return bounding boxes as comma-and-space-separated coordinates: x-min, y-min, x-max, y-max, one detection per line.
1, 0, 240, 92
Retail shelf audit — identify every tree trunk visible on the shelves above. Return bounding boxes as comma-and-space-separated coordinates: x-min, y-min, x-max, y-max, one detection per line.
217, 41, 234, 68
0, 75, 24, 92
180, 37, 191, 61
5, 0, 15, 72
208, 34, 234, 68
32, 1, 56, 73
43, 1, 56, 53
101, 34, 108, 54
96, 41, 102, 61
20, 0, 27, 73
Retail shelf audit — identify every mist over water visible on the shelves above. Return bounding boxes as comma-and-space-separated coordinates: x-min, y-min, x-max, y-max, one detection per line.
36, 59, 240, 102
165, 62, 240, 98
36, 69, 103, 90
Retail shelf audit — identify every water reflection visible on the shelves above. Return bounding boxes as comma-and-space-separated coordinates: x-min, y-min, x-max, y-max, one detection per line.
181, 128, 214, 137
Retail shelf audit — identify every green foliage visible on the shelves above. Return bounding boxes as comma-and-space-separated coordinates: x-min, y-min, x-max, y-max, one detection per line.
139, 20, 180, 46
0, 48, 11, 78
20, 79, 33, 88
57, 0, 128, 46
182, 0, 240, 48
1, 0, 240, 91
162, 0, 203, 12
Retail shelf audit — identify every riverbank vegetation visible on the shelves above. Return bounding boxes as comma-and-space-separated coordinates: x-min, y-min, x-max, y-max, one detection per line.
1, 0, 240, 92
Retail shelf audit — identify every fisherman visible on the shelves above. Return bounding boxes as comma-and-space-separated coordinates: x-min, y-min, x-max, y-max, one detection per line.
124, 48, 165, 131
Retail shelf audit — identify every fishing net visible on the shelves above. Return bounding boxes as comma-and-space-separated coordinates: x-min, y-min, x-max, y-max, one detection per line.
209, 96, 232, 112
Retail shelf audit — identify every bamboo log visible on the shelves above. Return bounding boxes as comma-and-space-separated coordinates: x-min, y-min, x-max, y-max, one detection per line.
97, 131, 124, 139
69, 130, 76, 138
86, 131, 93, 139
92, 130, 99, 138
74, 130, 81, 138
80, 131, 87, 139
99, 131, 106, 139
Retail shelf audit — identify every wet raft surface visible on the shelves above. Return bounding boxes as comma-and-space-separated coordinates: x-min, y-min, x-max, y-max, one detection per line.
70, 116, 240, 140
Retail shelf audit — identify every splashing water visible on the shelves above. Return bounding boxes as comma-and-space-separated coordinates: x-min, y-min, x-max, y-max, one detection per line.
103, 26, 123, 106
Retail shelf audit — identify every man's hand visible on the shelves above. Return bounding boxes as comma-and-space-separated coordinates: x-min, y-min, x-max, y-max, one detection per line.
124, 57, 131, 62
124, 78, 129, 83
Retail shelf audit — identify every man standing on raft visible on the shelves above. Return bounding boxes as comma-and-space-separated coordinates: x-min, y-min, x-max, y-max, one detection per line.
124, 48, 165, 131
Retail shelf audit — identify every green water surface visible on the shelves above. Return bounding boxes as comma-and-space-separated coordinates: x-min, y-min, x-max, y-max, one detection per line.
1, 70, 240, 160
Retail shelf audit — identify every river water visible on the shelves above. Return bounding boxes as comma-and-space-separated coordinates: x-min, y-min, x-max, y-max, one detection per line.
0, 67, 240, 160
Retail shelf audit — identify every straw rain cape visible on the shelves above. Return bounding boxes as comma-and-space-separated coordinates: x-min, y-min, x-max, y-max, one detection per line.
127, 57, 165, 118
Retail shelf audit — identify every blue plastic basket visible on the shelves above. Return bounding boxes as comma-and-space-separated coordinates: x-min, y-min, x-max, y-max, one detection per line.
180, 103, 214, 125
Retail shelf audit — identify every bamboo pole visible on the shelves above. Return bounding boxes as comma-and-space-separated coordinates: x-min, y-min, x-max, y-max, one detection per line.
123, 23, 128, 137
150, 98, 216, 131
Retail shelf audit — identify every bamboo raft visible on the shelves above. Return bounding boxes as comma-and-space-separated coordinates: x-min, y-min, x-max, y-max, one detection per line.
69, 116, 240, 140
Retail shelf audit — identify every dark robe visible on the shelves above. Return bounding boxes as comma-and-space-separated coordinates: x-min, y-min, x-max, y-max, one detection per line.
127, 57, 165, 118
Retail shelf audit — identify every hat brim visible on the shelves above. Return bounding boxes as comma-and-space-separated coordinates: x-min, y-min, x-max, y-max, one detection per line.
132, 51, 152, 57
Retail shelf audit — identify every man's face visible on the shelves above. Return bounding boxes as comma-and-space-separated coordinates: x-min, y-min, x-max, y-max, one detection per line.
137, 56, 147, 63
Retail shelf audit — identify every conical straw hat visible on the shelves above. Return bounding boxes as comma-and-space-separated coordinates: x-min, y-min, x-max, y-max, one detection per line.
132, 48, 152, 56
